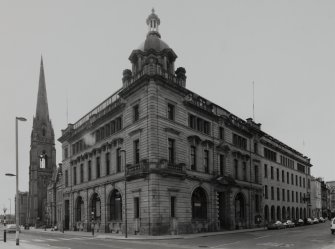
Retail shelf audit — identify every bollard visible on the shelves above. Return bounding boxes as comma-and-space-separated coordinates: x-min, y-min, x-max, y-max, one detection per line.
3, 230, 6, 242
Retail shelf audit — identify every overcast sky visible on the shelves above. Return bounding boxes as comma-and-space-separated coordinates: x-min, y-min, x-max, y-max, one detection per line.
1, 0, 334, 211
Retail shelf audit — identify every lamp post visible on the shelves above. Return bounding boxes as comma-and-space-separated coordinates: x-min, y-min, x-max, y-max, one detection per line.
6, 117, 27, 246
8, 198, 11, 223
120, 149, 127, 238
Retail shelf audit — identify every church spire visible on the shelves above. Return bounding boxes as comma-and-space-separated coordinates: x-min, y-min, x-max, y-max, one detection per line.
35, 56, 49, 122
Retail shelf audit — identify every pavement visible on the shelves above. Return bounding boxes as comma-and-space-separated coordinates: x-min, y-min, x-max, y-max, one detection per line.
22, 226, 266, 240
0, 226, 266, 248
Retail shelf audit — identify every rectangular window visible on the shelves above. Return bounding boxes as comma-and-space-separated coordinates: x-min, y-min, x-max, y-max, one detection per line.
88, 160, 92, 181
134, 197, 140, 218
254, 165, 259, 184
264, 164, 268, 178
264, 147, 277, 162
287, 190, 290, 202
271, 166, 274, 179
106, 153, 110, 175
80, 164, 84, 183
191, 146, 196, 170
219, 127, 224, 140
271, 187, 274, 200
295, 175, 298, 186
171, 196, 176, 218
65, 170, 68, 187
282, 189, 285, 201
299, 176, 302, 187
204, 150, 209, 173
243, 162, 247, 181
96, 157, 101, 178
168, 104, 175, 121
233, 134, 247, 150
303, 178, 305, 188
255, 194, 260, 212
197, 118, 204, 132
291, 174, 294, 185
133, 104, 139, 122
116, 148, 121, 173
110, 121, 115, 134
296, 192, 298, 203
105, 123, 110, 137
64, 146, 69, 159
134, 140, 140, 164
292, 191, 294, 202
168, 139, 175, 164
234, 159, 238, 179
276, 168, 279, 181
115, 117, 122, 131
203, 121, 210, 135
265, 185, 268, 199
287, 172, 289, 184
282, 170, 285, 183
277, 188, 280, 201
189, 114, 196, 129
219, 154, 224, 176
73, 167, 77, 185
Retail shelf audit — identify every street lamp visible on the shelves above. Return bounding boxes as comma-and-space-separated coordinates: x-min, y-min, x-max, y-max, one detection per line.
120, 149, 127, 238
9, 116, 27, 246
8, 198, 11, 223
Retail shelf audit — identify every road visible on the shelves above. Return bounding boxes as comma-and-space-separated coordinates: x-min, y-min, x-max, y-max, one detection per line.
0, 222, 334, 249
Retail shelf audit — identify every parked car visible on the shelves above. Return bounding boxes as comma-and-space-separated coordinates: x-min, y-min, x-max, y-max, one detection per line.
313, 218, 319, 224
306, 218, 314, 225
331, 218, 335, 234
283, 220, 295, 228
5, 224, 21, 233
319, 217, 326, 223
293, 219, 304, 226
268, 220, 286, 230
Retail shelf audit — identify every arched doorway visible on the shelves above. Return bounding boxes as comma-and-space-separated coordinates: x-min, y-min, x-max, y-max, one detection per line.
90, 193, 101, 222
271, 205, 275, 221
109, 189, 122, 221
192, 187, 207, 219
234, 193, 246, 228
277, 206, 281, 220
264, 205, 269, 222
75, 196, 84, 222
291, 207, 295, 220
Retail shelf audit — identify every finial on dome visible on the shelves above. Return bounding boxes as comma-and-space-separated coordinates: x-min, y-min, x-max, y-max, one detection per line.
146, 8, 160, 36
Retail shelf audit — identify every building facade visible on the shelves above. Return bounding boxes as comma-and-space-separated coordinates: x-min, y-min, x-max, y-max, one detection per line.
27, 58, 57, 226
327, 181, 335, 218
58, 11, 312, 235
310, 177, 322, 218
17, 191, 28, 226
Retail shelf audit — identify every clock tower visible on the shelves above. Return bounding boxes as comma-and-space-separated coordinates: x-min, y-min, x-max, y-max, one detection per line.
27, 57, 56, 226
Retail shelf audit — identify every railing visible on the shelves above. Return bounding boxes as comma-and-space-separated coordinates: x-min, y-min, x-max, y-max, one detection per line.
72, 88, 122, 131
126, 162, 149, 176
167, 163, 184, 173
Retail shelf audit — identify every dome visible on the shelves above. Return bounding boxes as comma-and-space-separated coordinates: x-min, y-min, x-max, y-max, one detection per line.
138, 32, 170, 52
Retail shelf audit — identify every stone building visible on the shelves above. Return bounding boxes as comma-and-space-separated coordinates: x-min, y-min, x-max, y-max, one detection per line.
17, 191, 28, 226
310, 177, 322, 218
58, 10, 312, 235
327, 181, 335, 217
27, 57, 57, 226
47, 164, 63, 228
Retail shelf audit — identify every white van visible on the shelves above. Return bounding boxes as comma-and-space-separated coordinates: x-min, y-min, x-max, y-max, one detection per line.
331, 218, 335, 234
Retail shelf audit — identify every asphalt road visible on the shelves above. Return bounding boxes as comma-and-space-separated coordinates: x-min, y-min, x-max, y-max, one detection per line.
0, 222, 334, 249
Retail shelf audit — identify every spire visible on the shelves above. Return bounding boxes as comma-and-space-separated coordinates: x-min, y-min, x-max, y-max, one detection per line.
146, 8, 161, 37
35, 56, 49, 122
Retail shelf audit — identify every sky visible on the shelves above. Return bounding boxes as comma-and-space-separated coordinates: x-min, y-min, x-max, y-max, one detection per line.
0, 0, 334, 211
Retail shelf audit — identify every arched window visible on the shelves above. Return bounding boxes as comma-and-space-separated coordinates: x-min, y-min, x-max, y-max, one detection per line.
75, 197, 84, 222
296, 207, 299, 219
235, 193, 245, 221
277, 206, 281, 220
270, 205, 275, 221
264, 205, 269, 221
192, 187, 207, 219
304, 208, 307, 219
109, 190, 122, 221
91, 193, 101, 221
39, 151, 47, 168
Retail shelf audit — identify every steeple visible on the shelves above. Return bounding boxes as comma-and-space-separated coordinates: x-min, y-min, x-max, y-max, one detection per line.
35, 56, 49, 122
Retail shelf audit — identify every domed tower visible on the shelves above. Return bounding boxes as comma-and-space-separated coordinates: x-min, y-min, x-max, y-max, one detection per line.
124, 9, 186, 88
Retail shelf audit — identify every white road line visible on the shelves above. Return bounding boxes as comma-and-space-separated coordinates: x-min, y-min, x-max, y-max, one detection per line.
32, 239, 45, 242
45, 238, 59, 241
254, 235, 272, 239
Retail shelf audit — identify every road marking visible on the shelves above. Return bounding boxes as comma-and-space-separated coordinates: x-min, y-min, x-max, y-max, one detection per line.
32, 239, 45, 242
254, 235, 272, 239
45, 238, 59, 241
257, 242, 294, 247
